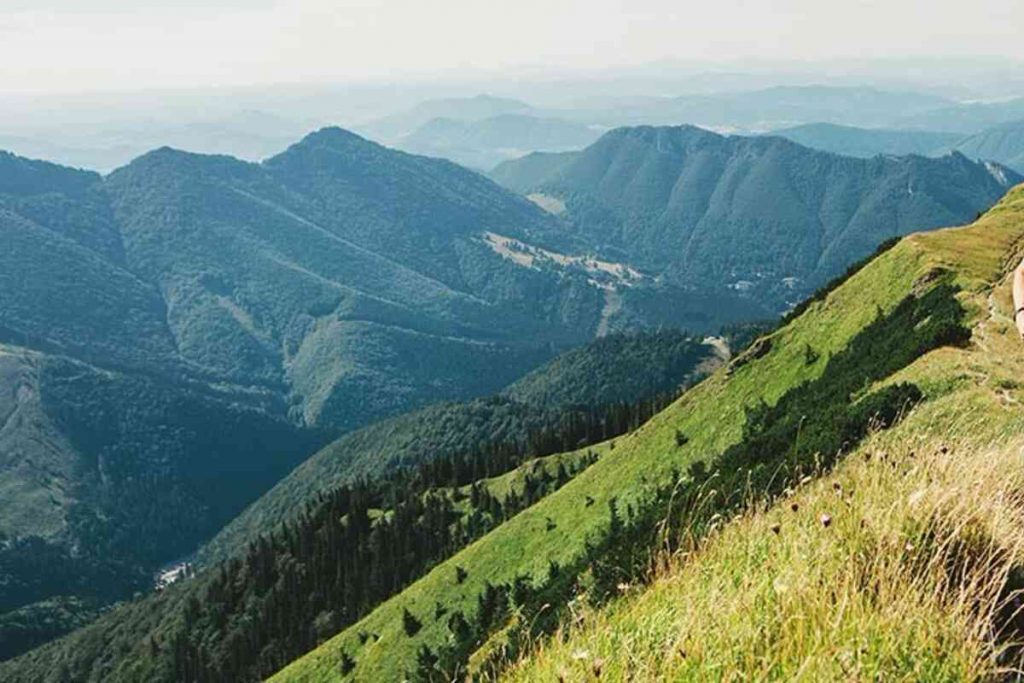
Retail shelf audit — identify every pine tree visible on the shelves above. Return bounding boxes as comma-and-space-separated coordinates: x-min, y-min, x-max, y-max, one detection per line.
402, 607, 422, 637
339, 650, 356, 675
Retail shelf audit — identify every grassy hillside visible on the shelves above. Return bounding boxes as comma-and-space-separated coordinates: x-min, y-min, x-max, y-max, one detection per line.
270, 185, 1024, 682
507, 423, 1024, 680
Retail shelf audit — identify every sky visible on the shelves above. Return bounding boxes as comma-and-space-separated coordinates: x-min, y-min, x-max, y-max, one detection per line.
1, 0, 1023, 94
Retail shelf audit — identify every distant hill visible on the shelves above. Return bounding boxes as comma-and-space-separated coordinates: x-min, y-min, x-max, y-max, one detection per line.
0, 110, 312, 173
491, 125, 1020, 312
397, 114, 601, 170
953, 119, 1024, 173
897, 96, 1024, 134
769, 122, 961, 158
489, 149, 577, 192
355, 94, 534, 144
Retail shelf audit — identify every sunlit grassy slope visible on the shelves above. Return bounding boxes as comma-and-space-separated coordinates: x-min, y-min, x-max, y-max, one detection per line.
273, 185, 1024, 682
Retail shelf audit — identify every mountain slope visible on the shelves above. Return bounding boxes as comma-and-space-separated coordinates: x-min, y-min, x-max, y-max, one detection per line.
200, 329, 719, 566
898, 96, 1024, 134
491, 125, 1020, 312
489, 150, 577, 193
268, 185, 1024, 682
769, 122, 961, 158
507, 418, 1024, 680
954, 119, 1024, 174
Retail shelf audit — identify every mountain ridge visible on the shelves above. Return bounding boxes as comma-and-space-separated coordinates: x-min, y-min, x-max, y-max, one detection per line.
492, 125, 1020, 310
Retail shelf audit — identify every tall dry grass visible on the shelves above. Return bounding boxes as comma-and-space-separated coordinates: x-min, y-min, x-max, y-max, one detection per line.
503, 429, 1024, 681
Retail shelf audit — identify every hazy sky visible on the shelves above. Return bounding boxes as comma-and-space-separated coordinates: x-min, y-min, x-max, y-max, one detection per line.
2, 0, 1023, 94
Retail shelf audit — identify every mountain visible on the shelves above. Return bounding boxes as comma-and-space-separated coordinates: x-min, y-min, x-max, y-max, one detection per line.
1, 127, 779, 659
355, 94, 534, 144
769, 122, 961, 158
489, 150, 577, 192
263, 184, 1024, 681
953, 119, 1024, 174
491, 125, 1021, 311
0, 130, 634, 657
1, 123, 1017, 669
396, 114, 601, 170
897, 96, 1024, 133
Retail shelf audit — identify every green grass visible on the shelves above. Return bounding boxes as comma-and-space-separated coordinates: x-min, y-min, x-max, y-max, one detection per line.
505, 399, 1024, 682
272, 185, 1024, 682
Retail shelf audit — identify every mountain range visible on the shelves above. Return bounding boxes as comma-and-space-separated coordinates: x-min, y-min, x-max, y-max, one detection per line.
491, 125, 1021, 309
0, 122, 1019, 667
0, 129, 616, 657
0, 127, 761, 659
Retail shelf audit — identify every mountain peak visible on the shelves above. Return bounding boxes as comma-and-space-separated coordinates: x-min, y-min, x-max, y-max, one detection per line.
267, 126, 383, 164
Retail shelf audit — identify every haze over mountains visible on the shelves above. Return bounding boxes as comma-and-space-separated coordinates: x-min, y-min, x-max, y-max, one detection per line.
5, 80, 1024, 173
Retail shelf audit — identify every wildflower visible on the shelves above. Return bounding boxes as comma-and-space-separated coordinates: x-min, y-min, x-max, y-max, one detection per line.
571, 649, 590, 661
